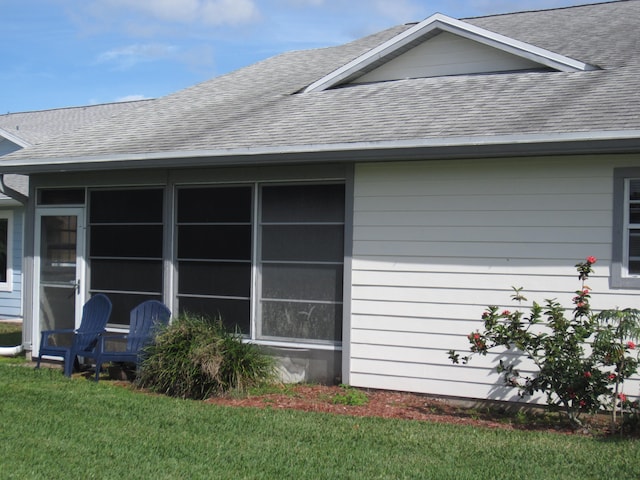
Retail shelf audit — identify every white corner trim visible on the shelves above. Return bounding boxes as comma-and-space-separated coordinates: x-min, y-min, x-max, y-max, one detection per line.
304, 13, 597, 93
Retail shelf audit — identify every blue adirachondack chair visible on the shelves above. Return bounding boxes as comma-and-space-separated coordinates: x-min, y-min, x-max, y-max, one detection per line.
85, 300, 171, 382
36, 294, 112, 377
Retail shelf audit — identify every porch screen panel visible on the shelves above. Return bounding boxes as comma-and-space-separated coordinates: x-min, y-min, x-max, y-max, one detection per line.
259, 184, 344, 343
176, 186, 252, 333
89, 189, 164, 326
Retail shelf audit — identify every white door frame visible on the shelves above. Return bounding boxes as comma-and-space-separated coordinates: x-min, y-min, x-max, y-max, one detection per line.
33, 207, 86, 356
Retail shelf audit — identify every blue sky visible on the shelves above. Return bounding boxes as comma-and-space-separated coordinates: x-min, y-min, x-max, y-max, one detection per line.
1, 0, 606, 113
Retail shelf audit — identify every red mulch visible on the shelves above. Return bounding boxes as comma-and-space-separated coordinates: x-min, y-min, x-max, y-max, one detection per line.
204, 384, 618, 437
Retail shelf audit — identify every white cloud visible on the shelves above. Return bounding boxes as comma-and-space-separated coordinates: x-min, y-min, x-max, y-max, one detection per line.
200, 0, 261, 25
282, 0, 325, 6
372, 0, 423, 23
93, 0, 260, 26
115, 94, 152, 102
96, 43, 179, 69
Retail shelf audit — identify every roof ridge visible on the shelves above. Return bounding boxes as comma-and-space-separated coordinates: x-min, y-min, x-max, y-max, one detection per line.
0, 98, 154, 117
461, 0, 629, 21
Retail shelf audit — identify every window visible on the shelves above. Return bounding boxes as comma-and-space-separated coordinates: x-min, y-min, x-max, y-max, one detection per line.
0, 211, 12, 291
37, 188, 85, 205
612, 168, 640, 288
89, 189, 164, 325
175, 182, 345, 346
259, 184, 344, 343
176, 186, 253, 333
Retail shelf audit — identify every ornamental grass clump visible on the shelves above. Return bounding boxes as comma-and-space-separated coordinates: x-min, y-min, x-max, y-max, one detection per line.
136, 313, 275, 400
449, 257, 640, 429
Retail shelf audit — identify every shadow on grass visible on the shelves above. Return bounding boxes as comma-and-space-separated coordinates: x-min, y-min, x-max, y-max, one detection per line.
0, 322, 22, 346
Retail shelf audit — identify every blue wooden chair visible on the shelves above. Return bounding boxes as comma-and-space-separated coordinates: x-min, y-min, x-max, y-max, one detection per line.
36, 294, 112, 377
85, 300, 171, 381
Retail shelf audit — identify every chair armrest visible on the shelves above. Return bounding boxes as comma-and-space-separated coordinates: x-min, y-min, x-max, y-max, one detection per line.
96, 333, 128, 352
75, 329, 106, 338
40, 328, 76, 347
41, 328, 76, 336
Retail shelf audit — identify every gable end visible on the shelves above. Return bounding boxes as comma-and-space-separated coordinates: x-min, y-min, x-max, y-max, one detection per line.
304, 13, 598, 92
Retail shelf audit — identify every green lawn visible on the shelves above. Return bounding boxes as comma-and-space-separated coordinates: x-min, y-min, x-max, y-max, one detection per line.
0, 362, 638, 479
0, 322, 21, 346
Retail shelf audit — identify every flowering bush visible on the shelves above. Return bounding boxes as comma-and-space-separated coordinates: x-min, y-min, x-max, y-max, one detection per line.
592, 305, 640, 425
448, 257, 640, 428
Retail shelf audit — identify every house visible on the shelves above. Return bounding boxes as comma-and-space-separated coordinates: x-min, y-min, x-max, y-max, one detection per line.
0, 102, 152, 323
1, 1, 639, 403
0, 173, 26, 320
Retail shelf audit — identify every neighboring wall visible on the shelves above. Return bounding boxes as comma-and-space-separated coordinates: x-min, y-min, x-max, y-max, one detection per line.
349, 155, 640, 403
0, 207, 23, 318
0, 140, 21, 156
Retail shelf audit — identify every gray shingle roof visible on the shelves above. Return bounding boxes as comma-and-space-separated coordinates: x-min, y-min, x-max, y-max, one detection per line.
0, 100, 154, 198
0, 100, 154, 146
1, 0, 638, 173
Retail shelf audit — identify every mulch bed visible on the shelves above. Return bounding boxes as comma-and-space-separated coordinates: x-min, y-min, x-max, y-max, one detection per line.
43, 359, 634, 438
204, 384, 622, 437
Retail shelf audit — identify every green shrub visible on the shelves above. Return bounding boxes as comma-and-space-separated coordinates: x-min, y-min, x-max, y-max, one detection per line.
136, 313, 275, 399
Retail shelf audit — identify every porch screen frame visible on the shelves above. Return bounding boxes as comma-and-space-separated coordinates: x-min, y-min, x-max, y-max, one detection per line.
174, 179, 346, 349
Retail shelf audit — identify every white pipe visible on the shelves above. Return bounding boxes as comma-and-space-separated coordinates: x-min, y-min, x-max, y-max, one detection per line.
0, 345, 23, 356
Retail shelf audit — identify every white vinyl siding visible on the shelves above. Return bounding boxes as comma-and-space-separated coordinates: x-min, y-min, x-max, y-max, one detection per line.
353, 31, 543, 84
350, 155, 640, 403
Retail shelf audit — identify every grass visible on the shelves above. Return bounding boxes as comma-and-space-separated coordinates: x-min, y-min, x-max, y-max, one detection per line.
0, 362, 638, 479
331, 384, 370, 406
0, 321, 21, 347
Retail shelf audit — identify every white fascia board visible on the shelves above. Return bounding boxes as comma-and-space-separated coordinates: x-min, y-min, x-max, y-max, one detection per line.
304, 13, 597, 93
0, 127, 31, 149
1, 130, 639, 173
440, 15, 597, 72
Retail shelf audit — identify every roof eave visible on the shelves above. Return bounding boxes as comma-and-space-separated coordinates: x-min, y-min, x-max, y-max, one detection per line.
1, 131, 639, 174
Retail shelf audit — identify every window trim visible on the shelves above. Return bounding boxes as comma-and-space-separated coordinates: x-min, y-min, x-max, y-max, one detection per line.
0, 211, 13, 292
612, 168, 640, 288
